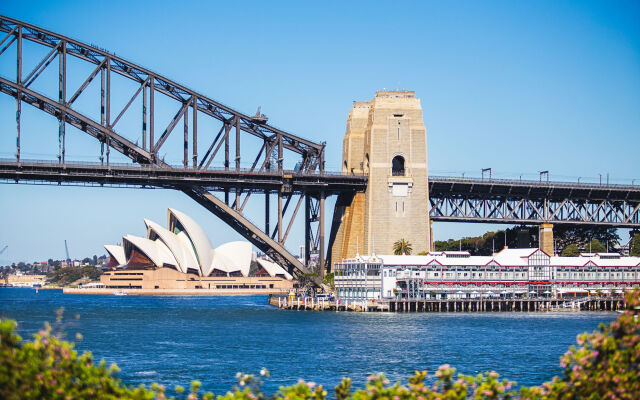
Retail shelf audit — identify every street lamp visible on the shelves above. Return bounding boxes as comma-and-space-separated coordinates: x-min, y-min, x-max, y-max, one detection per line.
539, 170, 549, 183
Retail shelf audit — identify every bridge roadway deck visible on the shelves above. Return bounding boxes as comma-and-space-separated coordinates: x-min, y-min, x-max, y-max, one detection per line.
2, 160, 639, 226
0, 159, 368, 194
1, 159, 638, 200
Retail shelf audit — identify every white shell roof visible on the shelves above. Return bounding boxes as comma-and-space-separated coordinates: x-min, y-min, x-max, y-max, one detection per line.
107, 208, 259, 276
257, 258, 293, 280
104, 244, 126, 265
168, 208, 213, 271
144, 219, 198, 274
210, 241, 252, 277
123, 235, 179, 269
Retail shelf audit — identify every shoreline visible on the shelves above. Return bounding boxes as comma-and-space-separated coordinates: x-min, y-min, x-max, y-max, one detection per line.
62, 287, 288, 296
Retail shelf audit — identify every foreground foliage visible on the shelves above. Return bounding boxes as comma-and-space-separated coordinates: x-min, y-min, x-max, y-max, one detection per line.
1, 292, 639, 399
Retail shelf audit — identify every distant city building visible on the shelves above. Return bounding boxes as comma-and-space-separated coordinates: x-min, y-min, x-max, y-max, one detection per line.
4, 274, 46, 287
334, 248, 640, 301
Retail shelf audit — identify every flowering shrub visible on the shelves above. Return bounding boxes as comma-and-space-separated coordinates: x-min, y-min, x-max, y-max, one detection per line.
1, 291, 638, 399
521, 289, 640, 400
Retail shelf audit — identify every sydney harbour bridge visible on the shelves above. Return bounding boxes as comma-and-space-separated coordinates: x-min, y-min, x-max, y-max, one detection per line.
1, 16, 638, 286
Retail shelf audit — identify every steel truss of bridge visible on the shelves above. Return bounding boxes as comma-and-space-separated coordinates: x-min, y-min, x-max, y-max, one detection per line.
429, 177, 640, 227
0, 15, 342, 286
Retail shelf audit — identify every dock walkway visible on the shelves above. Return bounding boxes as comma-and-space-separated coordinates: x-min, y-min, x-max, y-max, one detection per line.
269, 295, 625, 313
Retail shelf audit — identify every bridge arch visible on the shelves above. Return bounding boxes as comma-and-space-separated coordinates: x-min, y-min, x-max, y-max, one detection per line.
0, 15, 337, 287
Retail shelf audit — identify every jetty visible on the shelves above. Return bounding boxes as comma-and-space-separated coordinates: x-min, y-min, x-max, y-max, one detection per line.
269, 295, 625, 313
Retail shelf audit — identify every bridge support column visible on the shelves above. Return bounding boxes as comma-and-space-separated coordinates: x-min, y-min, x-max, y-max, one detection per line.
305, 193, 311, 267
192, 97, 198, 168
319, 191, 325, 275
58, 41, 66, 165
142, 84, 147, 151
265, 190, 270, 235
16, 26, 21, 163
278, 190, 283, 243
539, 224, 554, 255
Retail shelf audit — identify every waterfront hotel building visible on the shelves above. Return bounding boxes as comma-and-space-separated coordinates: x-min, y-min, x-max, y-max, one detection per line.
101, 208, 293, 292
334, 248, 640, 301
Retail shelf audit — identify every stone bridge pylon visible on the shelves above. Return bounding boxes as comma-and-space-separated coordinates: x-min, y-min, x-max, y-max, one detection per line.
329, 91, 431, 267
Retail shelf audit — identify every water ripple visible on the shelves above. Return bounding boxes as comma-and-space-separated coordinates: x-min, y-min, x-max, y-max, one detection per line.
0, 288, 616, 394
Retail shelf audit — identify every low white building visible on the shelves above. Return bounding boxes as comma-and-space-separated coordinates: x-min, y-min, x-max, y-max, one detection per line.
334, 248, 640, 301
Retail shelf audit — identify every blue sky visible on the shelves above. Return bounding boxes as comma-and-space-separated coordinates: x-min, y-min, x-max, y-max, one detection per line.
0, 1, 638, 263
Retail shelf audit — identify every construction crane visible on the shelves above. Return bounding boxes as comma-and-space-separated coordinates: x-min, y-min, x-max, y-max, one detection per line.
64, 240, 71, 263
0, 245, 7, 255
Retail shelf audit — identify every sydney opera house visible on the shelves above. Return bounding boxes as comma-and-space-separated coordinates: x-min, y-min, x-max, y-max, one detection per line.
101, 208, 293, 293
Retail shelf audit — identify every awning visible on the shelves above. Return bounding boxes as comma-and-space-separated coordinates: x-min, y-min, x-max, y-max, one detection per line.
558, 289, 589, 294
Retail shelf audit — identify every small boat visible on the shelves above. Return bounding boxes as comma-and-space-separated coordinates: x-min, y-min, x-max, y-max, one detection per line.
113, 290, 127, 296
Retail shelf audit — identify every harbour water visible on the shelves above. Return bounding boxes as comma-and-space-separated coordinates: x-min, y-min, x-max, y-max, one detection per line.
0, 288, 617, 394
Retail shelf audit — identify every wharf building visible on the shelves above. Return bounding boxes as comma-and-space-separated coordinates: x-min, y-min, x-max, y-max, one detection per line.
334, 248, 640, 301
101, 208, 293, 292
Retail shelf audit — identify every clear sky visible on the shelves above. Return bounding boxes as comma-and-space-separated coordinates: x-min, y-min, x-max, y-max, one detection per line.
0, 1, 638, 264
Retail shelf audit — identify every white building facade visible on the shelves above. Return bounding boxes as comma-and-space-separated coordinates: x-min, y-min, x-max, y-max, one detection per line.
334, 249, 640, 301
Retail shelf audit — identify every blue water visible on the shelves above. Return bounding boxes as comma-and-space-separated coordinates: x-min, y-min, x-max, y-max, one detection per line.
0, 288, 616, 394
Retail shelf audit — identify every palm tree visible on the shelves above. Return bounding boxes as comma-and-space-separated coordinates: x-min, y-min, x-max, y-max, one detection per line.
393, 239, 412, 255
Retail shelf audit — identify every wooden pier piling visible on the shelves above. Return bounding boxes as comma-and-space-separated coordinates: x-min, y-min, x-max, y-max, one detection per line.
268, 295, 625, 313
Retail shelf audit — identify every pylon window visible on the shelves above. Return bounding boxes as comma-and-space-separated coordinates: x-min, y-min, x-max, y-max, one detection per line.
392, 155, 405, 176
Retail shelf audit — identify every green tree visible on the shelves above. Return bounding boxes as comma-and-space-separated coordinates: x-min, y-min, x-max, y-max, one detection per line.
433, 226, 536, 256
553, 225, 620, 252
585, 238, 607, 253
392, 239, 412, 255
322, 272, 334, 290
561, 243, 580, 257
631, 234, 640, 257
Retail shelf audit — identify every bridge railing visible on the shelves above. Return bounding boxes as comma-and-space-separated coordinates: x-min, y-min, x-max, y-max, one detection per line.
3, 159, 637, 189
429, 175, 639, 190
0, 158, 367, 178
